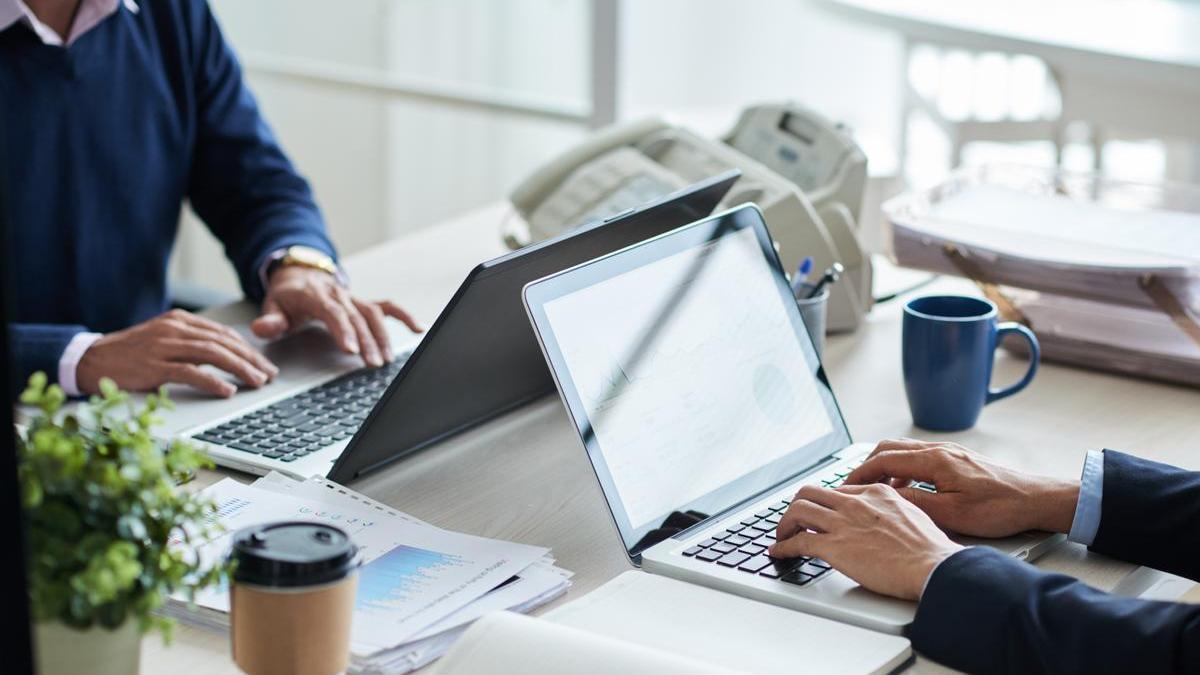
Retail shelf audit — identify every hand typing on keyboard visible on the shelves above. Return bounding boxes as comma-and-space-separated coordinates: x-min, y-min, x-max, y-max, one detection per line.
768, 481, 963, 601
843, 439, 1081, 538
252, 266, 423, 369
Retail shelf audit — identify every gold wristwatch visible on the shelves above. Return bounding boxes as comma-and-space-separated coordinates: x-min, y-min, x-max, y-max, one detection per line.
271, 245, 339, 277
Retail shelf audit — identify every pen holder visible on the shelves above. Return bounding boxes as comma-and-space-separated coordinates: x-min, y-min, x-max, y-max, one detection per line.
794, 283, 830, 359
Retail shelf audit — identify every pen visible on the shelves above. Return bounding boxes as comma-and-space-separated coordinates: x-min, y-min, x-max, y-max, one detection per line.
790, 256, 814, 292
807, 262, 843, 299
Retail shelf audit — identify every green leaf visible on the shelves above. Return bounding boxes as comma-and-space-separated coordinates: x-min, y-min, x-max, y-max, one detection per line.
18, 374, 229, 638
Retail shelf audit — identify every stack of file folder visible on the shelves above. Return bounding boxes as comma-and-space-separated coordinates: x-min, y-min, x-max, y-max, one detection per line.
164, 473, 572, 674
885, 164, 1200, 387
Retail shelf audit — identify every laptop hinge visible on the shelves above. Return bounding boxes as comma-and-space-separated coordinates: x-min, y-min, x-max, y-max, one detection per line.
669, 454, 843, 542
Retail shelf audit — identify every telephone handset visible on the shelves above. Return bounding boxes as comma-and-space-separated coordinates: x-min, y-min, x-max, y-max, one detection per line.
506, 104, 872, 332
507, 119, 682, 247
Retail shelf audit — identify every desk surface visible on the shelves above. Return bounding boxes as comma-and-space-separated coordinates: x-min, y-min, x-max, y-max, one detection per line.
143, 202, 1200, 674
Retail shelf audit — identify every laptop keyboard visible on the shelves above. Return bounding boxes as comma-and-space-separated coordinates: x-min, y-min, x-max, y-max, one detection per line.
682, 464, 862, 587
191, 356, 408, 463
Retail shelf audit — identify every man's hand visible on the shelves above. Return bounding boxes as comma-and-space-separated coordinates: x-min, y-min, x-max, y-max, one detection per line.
77, 309, 279, 397
844, 439, 1080, 538
770, 483, 963, 601
251, 267, 422, 367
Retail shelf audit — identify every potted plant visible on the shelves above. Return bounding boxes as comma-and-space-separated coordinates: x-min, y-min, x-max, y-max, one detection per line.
17, 373, 228, 675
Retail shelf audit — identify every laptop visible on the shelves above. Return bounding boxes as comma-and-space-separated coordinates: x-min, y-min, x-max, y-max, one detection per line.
521, 204, 1063, 634
161, 171, 740, 482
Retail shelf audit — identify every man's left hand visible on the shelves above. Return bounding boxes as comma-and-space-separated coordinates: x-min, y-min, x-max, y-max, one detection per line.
769, 483, 964, 601
252, 266, 422, 367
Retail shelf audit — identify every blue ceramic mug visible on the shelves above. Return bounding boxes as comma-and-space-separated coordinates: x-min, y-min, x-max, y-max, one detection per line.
902, 295, 1039, 431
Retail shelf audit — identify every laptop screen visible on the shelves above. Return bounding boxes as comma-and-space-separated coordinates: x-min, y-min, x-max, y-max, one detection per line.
525, 206, 851, 558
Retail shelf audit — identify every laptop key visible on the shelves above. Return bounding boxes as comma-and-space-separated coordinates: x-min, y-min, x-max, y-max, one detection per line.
683, 546, 704, 557
754, 510, 773, 519
696, 549, 723, 562
760, 557, 802, 579
711, 542, 737, 554
741, 544, 766, 557
810, 559, 832, 570
798, 561, 829, 577
277, 414, 312, 428
228, 442, 263, 455
740, 517, 760, 527
716, 551, 752, 567
738, 555, 774, 573
726, 525, 746, 534
780, 570, 814, 586
725, 535, 751, 547
711, 532, 730, 541
698, 539, 719, 548
769, 501, 790, 512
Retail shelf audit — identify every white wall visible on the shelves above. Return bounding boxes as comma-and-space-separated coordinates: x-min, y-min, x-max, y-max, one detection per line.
619, 0, 900, 143
171, 0, 902, 297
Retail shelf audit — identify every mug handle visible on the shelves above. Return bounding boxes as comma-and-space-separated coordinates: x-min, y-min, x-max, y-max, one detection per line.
986, 323, 1040, 404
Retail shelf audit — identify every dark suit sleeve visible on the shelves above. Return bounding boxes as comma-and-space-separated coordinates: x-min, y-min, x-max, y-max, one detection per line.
910, 547, 1200, 674
8, 324, 85, 398
183, 0, 338, 302
1089, 450, 1200, 581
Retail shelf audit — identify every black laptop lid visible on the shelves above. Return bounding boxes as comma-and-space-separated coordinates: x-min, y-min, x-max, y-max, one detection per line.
523, 206, 852, 561
328, 171, 740, 482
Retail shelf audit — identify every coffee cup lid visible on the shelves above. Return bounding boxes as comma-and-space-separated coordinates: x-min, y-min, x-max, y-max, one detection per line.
231, 521, 359, 588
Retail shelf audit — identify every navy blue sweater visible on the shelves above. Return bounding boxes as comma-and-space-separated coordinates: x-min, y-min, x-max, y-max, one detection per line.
1, 0, 337, 395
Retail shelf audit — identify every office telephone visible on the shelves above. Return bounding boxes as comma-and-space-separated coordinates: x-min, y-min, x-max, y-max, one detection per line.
507, 104, 873, 332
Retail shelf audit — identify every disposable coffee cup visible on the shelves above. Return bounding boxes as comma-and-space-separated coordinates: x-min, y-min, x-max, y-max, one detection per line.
230, 522, 359, 675
794, 283, 830, 359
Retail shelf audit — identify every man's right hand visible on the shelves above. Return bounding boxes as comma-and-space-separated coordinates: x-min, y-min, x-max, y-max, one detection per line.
76, 309, 279, 398
843, 439, 1081, 538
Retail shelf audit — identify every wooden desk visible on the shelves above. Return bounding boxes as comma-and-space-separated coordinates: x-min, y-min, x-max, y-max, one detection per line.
143, 202, 1200, 673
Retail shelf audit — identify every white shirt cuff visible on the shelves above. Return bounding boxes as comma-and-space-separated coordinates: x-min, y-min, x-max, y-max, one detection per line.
1067, 450, 1105, 546
57, 332, 103, 396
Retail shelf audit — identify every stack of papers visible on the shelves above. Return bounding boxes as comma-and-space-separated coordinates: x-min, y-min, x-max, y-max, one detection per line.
998, 290, 1200, 387
164, 473, 572, 674
885, 168, 1200, 386
888, 182, 1200, 312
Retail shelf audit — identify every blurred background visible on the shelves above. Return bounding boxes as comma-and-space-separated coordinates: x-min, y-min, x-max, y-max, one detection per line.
171, 0, 1200, 296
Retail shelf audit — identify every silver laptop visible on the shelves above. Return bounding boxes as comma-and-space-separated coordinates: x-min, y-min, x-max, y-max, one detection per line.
522, 204, 1063, 634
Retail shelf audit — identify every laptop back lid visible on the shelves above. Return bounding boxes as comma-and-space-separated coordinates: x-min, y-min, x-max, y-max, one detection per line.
328, 171, 740, 483
523, 205, 851, 562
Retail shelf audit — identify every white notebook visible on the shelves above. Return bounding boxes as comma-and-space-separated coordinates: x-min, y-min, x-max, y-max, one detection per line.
430, 571, 912, 675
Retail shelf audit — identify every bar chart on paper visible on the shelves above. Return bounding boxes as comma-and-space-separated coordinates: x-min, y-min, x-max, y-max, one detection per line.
357, 545, 469, 611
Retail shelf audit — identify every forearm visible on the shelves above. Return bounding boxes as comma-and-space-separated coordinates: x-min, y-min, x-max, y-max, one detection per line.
912, 547, 1200, 674
184, 0, 336, 302
1090, 450, 1200, 581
